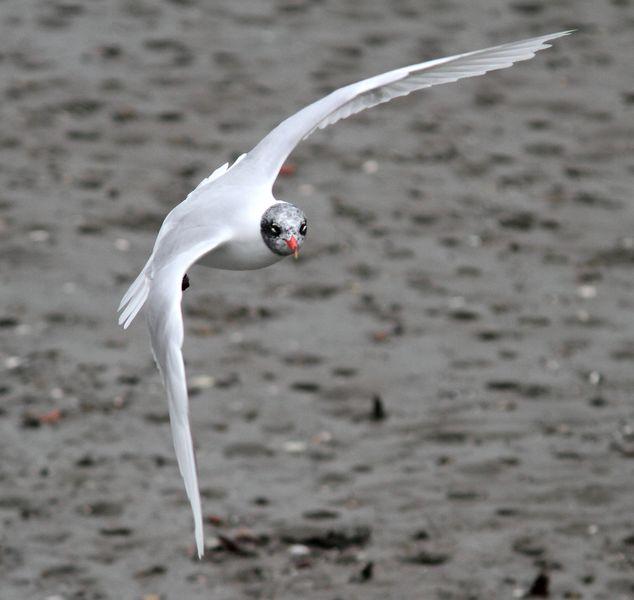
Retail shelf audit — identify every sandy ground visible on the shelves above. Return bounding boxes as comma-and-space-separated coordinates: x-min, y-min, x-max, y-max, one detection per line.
1, 0, 633, 598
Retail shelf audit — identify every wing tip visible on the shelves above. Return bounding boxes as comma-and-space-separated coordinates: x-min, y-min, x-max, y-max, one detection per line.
543, 29, 576, 38
195, 526, 205, 559
540, 29, 576, 46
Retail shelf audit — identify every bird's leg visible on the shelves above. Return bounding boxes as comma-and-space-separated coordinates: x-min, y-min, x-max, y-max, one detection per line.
181, 273, 190, 291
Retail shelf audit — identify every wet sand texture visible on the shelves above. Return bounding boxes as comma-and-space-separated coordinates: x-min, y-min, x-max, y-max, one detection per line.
1, 0, 633, 599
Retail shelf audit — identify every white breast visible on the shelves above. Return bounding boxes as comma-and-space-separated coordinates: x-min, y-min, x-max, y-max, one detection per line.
197, 191, 283, 271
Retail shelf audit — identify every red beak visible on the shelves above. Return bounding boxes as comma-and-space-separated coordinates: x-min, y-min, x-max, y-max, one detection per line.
286, 235, 299, 259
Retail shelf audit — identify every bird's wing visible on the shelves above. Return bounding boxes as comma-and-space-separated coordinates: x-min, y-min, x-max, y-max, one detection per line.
142, 228, 230, 558
247, 31, 573, 182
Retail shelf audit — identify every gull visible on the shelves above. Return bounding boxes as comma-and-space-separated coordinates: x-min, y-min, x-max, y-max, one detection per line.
117, 31, 573, 557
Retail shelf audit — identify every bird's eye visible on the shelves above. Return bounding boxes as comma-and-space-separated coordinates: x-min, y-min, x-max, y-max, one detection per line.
299, 221, 307, 236
269, 223, 281, 236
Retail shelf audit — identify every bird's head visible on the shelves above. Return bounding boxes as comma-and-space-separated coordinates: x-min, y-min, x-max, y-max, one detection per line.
260, 202, 307, 259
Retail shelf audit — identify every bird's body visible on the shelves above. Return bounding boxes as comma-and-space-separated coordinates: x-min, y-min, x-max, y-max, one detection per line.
118, 30, 573, 557
153, 163, 282, 272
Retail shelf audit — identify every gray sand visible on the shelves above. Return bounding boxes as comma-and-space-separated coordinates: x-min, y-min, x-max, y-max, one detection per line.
1, 0, 633, 598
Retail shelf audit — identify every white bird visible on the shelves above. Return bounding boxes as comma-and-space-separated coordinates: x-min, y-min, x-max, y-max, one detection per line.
118, 30, 573, 557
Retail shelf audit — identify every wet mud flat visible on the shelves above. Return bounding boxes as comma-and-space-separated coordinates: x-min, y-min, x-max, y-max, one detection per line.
1, 0, 633, 598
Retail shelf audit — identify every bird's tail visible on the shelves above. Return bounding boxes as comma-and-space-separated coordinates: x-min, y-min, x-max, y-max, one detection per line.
118, 265, 151, 329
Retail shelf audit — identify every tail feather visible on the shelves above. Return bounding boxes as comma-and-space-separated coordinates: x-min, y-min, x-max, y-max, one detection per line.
118, 271, 145, 311
118, 269, 151, 329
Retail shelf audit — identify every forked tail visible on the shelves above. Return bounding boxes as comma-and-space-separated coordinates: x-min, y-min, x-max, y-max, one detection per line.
118, 266, 151, 329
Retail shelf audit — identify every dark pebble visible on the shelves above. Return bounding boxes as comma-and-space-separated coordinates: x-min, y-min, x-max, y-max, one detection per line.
401, 549, 450, 566
99, 527, 132, 536
279, 523, 371, 549
527, 572, 550, 597
78, 501, 123, 517
134, 564, 167, 579
513, 536, 545, 557
350, 561, 374, 583
370, 395, 387, 421
291, 381, 321, 393
302, 509, 340, 520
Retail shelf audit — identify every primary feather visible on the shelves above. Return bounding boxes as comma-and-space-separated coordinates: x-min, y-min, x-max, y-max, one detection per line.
249, 31, 574, 180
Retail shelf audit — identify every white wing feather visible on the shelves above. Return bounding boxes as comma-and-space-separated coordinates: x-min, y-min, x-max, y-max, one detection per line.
194, 153, 247, 190
120, 230, 229, 558
248, 31, 573, 180
117, 154, 246, 329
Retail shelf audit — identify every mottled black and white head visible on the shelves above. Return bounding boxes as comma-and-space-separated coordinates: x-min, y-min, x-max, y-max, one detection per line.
260, 202, 307, 258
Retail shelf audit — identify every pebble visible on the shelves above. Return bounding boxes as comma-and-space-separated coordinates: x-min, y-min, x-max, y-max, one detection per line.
5, 356, 23, 369
362, 159, 378, 174
289, 544, 310, 557
467, 234, 482, 247
576, 309, 590, 322
189, 375, 215, 390
588, 371, 602, 385
280, 523, 371, 549
28, 229, 50, 242
114, 237, 130, 251
311, 431, 332, 444
577, 285, 597, 299
283, 440, 307, 454
448, 296, 466, 309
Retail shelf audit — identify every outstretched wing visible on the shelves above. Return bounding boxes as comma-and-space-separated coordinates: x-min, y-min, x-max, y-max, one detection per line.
248, 31, 573, 182
130, 230, 229, 558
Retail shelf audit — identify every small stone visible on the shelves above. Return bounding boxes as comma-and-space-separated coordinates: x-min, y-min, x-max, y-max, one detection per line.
588, 371, 602, 385
302, 509, 339, 520
350, 561, 374, 583
527, 572, 550, 597
467, 234, 482, 247
362, 159, 379, 174
5, 356, 23, 369
283, 440, 307, 454
448, 296, 466, 309
512, 536, 545, 557
280, 523, 371, 549
289, 544, 310, 557
401, 549, 450, 566
29, 229, 50, 242
189, 375, 215, 391
370, 395, 387, 421
576, 309, 590, 322
114, 238, 130, 251
577, 285, 597, 299
50, 387, 64, 400
311, 431, 332, 444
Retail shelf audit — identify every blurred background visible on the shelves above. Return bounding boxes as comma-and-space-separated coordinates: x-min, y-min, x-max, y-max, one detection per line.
0, 1, 632, 598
